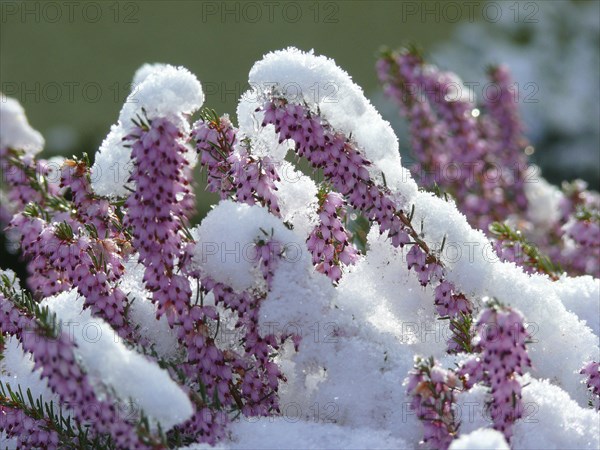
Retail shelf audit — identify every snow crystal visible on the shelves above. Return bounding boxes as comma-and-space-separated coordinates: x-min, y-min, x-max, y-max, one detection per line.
191, 200, 309, 293
0, 337, 58, 405
119, 258, 180, 360
131, 63, 169, 87
0, 432, 16, 450
259, 228, 431, 444
91, 124, 133, 198
449, 429, 509, 450
41, 290, 193, 431
553, 274, 600, 336
524, 170, 563, 227
236, 97, 292, 162
274, 167, 319, 240
0, 95, 44, 154
179, 418, 408, 449
0, 269, 20, 291
511, 376, 600, 449
224, 418, 407, 449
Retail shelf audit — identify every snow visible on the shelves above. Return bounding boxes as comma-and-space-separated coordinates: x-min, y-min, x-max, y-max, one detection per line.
41, 290, 194, 431
236, 94, 292, 162
90, 124, 133, 197
223, 418, 408, 449
273, 166, 319, 240
451, 373, 600, 449
0, 95, 44, 154
131, 63, 169, 87
512, 376, 600, 449
91, 64, 203, 198
119, 64, 204, 132
409, 190, 599, 404
0, 269, 20, 290
246, 48, 410, 197
524, 171, 563, 228
119, 258, 180, 360
257, 227, 429, 444
191, 200, 310, 294
179, 419, 407, 450
0, 336, 58, 405
553, 275, 600, 336
449, 429, 509, 450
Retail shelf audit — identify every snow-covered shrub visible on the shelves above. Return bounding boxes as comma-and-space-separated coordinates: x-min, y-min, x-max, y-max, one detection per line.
0, 47, 598, 449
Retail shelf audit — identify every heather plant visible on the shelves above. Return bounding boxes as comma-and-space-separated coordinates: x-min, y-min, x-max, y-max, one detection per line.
0, 48, 598, 449
377, 46, 600, 278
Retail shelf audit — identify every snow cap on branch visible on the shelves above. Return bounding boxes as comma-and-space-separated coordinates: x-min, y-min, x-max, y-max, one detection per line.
245, 47, 407, 192
91, 64, 203, 197
41, 290, 194, 431
0, 94, 44, 154
119, 64, 204, 130
191, 200, 309, 293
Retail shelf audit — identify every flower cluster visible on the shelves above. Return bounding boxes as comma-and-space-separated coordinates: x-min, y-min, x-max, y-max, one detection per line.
0, 150, 58, 215
193, 112, 282, 216
9, 213, 70, 297
192, 113, 236, 198
9, 208, 131, 336
580, 361, 600, 410
556, 181, 600, 276
0, 49, 598, 450
0, 405, 61, 449
377, 47, 600, 279
306, 189, 359, 282
459, 304, 532, 442
406, 357, 459, 450
260, 98, 473, 351
377, 48, 528, 231
60, 159, 117, 235
0, 286, 155, 449
124, 116, 194, 325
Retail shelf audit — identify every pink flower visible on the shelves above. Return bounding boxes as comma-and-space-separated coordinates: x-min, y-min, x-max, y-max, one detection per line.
458, 304, 531, 442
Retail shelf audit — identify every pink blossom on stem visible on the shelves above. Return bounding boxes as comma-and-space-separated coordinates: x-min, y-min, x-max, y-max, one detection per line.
377, 49, 529, 231
60, 159, 117, 236
406, 356, 459, 450
0, 292, 152, 449
228, 145, 281, 216
192, 113, 236, 198
306, 190, 359, 282
193, 112, 282, 215
459, 304, 532, 442
124, 117, 194, 324
0, 406, 61, 449
580, 361, 600, 410
260, 98, 472, 351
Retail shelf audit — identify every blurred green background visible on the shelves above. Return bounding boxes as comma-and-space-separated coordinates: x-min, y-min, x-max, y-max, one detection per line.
1, 0, 468, 218
1, 0, 599, 276
1, 0, 461, 147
